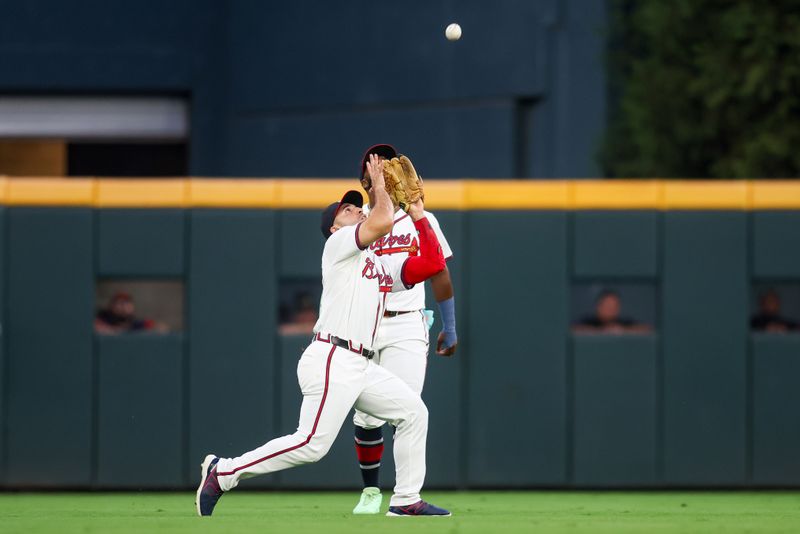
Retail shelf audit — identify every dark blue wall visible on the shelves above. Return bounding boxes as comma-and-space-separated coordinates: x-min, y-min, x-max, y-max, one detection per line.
0, 0, 607, 178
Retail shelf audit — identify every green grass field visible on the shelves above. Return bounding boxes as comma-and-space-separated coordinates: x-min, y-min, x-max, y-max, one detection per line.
1, 491, 798, 533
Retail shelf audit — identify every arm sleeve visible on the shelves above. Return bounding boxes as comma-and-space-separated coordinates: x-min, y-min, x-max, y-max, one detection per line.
322, 223, 366, 266
400, 217, 446, 286
424, 211, 453, 260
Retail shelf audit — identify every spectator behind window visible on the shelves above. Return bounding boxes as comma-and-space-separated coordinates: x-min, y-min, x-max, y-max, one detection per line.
279, 292, 319, 335
573, 290, 651, 334
95, 291, 167, 334
751, 290, 799, 333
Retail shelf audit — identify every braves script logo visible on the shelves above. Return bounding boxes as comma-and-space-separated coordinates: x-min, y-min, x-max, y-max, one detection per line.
370, 233, 419, 256
362, 257, 394, 292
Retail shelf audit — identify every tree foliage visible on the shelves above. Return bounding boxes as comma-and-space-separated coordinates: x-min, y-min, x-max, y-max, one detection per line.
602, 0, 800, 178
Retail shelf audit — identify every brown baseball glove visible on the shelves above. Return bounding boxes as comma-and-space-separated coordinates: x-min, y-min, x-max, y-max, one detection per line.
381, 155, 423, 212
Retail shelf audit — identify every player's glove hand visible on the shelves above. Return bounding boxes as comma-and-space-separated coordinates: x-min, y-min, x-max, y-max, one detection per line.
381, 155, 423, 212
436, 329, 457, 357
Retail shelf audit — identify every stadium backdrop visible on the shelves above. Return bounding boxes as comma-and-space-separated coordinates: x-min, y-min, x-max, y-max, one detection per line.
0, 178, 798, 490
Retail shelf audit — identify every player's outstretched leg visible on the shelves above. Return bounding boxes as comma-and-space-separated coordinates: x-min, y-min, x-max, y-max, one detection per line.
352, 424, 384, 514
195, 454, 223, 516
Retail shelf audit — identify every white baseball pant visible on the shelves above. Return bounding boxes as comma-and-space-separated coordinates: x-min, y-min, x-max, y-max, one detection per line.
214, 339, 428, 506
354, 310, 429, 429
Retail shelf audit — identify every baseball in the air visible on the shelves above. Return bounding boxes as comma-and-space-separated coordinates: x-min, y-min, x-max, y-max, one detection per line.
445, 23, 462, 41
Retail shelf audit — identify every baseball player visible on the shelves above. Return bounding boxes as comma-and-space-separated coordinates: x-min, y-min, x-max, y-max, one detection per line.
352, 144, 457, 515
196, 155, 451, 517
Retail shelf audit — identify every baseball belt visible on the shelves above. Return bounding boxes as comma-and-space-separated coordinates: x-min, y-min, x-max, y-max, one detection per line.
383, 310, 416, 318
314, 332, 375, 359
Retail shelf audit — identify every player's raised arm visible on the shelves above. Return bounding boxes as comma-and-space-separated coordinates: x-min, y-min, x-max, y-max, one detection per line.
399, 198, 446, 286
357, 154, 394, 246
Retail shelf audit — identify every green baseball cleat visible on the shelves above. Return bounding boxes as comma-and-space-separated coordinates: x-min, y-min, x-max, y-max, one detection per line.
352, 487, 383, 514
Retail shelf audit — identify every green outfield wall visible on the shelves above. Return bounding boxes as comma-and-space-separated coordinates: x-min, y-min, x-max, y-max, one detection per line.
1, 206, 799, 489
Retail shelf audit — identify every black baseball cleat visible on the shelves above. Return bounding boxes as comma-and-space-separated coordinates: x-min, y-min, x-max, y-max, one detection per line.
195, 454, 223, 516
386, 500, 452, 517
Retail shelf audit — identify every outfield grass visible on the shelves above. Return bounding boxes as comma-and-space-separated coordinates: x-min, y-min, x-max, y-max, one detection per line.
0, 491, 798, 533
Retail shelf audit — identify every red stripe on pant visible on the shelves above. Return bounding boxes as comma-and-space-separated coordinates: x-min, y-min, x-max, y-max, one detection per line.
216, 345, 336, 477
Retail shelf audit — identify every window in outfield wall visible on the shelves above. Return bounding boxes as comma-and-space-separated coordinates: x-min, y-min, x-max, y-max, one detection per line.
94, 279, 184, 335
750, 284, 800, 334
571, 283, 656, 335
279, 278, 322, 336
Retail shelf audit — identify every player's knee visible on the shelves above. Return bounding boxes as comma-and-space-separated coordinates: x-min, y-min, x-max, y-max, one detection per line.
304, 437, 332, 463
409, 398, 429, 425
419, 402, 429, 424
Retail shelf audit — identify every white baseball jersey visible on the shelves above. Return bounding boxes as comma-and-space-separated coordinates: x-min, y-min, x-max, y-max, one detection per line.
363, 208, 452, 312
313, 222, 409, 350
